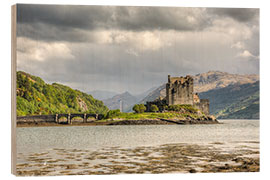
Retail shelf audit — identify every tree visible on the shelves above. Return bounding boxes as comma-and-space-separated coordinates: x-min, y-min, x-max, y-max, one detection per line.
133, 104, 146, 113
133, 104, 140, 113
139, 104, 146, 113
150, 104, 159, 112
16, 71, 109, 116
105, 109, 121, 119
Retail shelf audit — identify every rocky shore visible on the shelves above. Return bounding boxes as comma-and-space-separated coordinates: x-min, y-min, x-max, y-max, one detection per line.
108, 115, 218, 125
16, 141, 259, 176
17, 115, 218, 127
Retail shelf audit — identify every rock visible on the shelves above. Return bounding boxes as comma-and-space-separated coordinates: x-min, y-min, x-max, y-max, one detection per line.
195, 110, 203, 116
189, 169, 197, 173
232, 157, 242, 162
208, 115, 217, 121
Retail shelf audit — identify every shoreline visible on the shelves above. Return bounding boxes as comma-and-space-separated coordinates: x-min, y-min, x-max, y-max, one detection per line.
17, 118, 219, 127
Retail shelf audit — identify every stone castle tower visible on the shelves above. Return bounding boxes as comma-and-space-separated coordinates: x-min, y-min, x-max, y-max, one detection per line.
166, 75, 209, 114
146, 75, 210, 115
166, 75, 194, 105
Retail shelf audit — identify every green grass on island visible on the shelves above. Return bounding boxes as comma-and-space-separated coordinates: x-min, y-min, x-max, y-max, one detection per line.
97, 112, 199, 122
97, 105, 205, 123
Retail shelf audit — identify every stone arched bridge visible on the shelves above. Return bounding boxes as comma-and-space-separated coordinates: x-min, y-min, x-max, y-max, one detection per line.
17, 113, 104, 124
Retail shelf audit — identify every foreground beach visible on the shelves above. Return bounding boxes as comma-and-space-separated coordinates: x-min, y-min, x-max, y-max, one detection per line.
16, 141, 259, 176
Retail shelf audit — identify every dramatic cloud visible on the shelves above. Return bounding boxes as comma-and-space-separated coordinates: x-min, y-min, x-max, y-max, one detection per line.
16, 4, 259, 94
207, 8, 259, 23
17, 37, 75, 62
17, 5, 210, 33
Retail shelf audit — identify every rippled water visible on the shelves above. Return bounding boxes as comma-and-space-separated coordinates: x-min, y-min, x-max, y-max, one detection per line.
17, 120, 259, 154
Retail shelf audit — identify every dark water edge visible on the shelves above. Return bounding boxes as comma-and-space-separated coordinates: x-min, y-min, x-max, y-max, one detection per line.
219, 119, 259, 120
17, 118, 219, 127
16, 118, 259, 128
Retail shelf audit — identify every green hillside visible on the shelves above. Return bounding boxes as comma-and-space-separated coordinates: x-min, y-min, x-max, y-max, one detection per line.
16, 71, 109, 116
199, 81, 259, 119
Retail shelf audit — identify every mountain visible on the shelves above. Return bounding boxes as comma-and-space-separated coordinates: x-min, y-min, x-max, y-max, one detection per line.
199, 81, 259, 119
139, 71, 259, 119
87, 90, 117, 100
140, 71, 259, 103
16, 71, 108, 116
193, 71, 259, 93
103, 91, 138, 112
140, 84, 166, 104
133, 86, 158, 102
102, 87, 158, 112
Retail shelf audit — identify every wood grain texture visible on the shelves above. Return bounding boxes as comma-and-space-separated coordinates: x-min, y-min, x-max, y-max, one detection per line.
11, 4, 17, 176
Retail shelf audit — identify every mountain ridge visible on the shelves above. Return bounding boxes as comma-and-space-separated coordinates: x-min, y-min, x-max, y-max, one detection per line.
138, 71, 259, 119
102, 87, 158, 112
140, 71, 259, 104
87, 90, 117, 100
103, 91, 138, 112
200, 81, 259, 119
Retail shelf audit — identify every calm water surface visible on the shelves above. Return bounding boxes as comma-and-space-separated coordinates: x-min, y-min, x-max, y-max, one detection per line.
17, 120, 259, 154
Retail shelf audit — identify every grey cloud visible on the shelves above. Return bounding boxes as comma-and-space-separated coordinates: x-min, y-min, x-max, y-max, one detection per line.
110, 7, 211, 31
17, 37, 259, 94
17, 4, 112, 29
16, 5, 259, 94
207, 8, 259, 23
17, 4, 211, 42
17, 23, 93, 42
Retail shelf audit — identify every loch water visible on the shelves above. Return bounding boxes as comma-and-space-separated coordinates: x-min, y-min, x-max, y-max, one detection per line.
17, 120, 259, 154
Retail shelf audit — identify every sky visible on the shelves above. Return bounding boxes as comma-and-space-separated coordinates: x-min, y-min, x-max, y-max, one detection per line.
16, 4, 259, 94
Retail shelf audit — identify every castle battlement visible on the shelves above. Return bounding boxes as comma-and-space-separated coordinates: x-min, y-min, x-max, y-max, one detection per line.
168, 75, 193, 85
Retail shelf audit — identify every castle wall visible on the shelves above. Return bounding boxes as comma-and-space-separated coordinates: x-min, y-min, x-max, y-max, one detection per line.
194, 99, 209, 115
166, 75, 194, 105
157, 75, 210, 115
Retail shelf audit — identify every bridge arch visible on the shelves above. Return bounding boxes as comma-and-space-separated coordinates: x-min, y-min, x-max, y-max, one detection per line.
55, 113, 102, 124
56, 114, 69, 124
70, 114, 84, 123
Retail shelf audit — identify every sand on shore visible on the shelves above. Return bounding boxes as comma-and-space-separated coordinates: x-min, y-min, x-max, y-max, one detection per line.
16, 142, 259, 176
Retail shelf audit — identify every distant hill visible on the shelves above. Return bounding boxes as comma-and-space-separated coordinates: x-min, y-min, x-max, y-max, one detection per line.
140, 84, 166, 104
133, 86, 158, 102
139, 71, 259, 119
16, 71, 108, 116
141, 71, 259, 104
87, 90, 117, 100
193, 71, 259, 93
102, 87, 157, 112
199, 81, 259, 119
103, 92, 138, 112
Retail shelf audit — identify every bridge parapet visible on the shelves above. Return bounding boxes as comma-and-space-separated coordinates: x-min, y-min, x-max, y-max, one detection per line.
17, 115, 55, 123
18, 113, 102, 124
